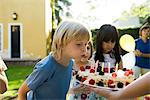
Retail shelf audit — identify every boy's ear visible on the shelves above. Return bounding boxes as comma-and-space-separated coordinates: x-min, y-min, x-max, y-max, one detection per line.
58, 43, 63, 48
57, 41, 62, 47
58, 43, 66, 50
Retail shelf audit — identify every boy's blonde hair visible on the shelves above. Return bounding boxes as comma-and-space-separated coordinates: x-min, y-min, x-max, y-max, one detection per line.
52, 20, 92, 54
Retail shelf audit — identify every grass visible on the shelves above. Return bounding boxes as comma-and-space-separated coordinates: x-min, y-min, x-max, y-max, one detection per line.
0, 65, 33, 100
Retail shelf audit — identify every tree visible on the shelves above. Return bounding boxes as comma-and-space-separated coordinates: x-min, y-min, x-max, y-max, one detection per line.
51, 0, 71, 30
122, 0, 150, 24
47, 0, 71, 54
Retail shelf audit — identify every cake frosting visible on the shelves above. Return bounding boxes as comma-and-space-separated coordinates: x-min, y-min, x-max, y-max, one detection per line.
75, 64, 135, 90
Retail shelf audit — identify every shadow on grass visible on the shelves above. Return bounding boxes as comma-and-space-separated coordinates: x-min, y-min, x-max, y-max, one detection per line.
0, 80, 23, 100
0, 90, 18, 100
1, 93, 18, 100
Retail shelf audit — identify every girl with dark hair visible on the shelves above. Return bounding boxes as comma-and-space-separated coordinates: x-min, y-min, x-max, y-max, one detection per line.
95, 24, 123, 71
93, 24, 123, 100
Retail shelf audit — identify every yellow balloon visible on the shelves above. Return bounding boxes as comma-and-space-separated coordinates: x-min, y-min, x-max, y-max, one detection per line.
119, 34, 135, 52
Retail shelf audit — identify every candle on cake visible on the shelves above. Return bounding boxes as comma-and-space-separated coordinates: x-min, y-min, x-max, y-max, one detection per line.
108, 62, 110, 74
101, 62, 104, 72
115, 63, 118, 72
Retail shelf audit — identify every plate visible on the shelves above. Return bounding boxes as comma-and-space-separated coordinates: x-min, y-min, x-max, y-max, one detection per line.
82, 82, 121, 91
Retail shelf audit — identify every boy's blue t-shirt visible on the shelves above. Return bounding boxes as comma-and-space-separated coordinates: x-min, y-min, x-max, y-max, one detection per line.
26, 54, 74, 100
135, 38, 150, 69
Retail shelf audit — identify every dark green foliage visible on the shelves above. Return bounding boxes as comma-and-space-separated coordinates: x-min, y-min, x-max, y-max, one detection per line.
91, 29, 98, 50
118, 28, 140, 39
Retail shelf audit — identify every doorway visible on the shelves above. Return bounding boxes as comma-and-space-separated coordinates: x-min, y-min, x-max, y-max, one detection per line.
9, 23, 23, 58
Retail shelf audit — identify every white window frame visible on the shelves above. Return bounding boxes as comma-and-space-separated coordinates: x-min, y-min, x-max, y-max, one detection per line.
8, 23, 23, 58
0, 24, 4, 53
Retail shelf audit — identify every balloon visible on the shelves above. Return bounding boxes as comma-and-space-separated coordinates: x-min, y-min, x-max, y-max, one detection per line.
119, 34, 135, 52
122, 52, 135, 69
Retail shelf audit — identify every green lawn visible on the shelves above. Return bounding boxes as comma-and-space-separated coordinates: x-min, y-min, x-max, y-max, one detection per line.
0, 65, 33, 100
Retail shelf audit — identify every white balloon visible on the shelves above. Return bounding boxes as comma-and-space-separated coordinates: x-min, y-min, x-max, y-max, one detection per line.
122, 52, 135, 69
119, 34, 135, 52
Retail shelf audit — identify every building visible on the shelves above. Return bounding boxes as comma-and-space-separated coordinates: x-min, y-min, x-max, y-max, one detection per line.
0, 0, 52, 61
112, 16, 142, 29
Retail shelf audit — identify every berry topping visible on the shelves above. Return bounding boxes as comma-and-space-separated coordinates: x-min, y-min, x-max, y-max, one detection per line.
89, 79, 95, 85
110, 68, 115, 73
108, 79, 115, 88
129, 70, 134, 75
81, 77, 87, 82
76, 75, 82, 81
122, 68, 127, 71
112, 72, 117, 78
96, 81, 104, 87
97, 66, 102, 72
124, 71, 130, 76
108, 79, 114, 85
117, 82, 124, 88
90, 69, 95, 73
104, 68, 108, 73
125, 82, 130, 86
85, 65, 91, 69
80, 66, 85, 71
126, 69, 130, 71
99, 71, 104, 75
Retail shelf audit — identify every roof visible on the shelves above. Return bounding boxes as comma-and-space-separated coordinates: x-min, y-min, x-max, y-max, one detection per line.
112, 16, 142, 29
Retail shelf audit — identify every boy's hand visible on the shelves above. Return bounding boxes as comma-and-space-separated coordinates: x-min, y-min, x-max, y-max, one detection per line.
134, 50, 142, 57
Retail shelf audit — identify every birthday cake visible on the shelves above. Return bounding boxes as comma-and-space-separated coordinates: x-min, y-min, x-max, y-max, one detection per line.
75, 63, 135, 90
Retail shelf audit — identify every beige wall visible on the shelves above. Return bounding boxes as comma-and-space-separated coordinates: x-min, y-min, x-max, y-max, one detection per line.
0, 0, 50, 59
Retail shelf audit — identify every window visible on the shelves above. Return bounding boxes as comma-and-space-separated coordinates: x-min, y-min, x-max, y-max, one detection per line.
0, 24, 3, 52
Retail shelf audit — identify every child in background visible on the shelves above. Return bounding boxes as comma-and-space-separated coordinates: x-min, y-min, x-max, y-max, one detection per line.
94, 24, 123, 72
0, 56, 8, 94
67, 41, 97, 100
18, 20, 92, 100
133, 24, 150, 79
